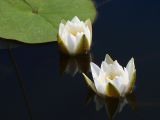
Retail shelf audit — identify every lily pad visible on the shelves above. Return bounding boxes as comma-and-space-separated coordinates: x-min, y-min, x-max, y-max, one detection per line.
0, 0, 96, 43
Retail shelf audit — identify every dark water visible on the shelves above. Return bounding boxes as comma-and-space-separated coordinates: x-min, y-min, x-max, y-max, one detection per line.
0, 0, 160, 119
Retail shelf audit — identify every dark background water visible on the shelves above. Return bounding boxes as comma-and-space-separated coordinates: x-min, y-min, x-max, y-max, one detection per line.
0, 0, 160, 119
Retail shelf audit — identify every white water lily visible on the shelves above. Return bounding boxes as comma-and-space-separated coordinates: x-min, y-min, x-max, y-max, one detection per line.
57, 16, 92, 55
83, 54, 136, 97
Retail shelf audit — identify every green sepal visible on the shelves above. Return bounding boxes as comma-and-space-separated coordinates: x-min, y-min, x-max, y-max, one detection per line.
127, 71, 136, 94
82, 73, 97, 93
76, 35, 90, 55
85, 19, 92, 46
106, 83, 120, 97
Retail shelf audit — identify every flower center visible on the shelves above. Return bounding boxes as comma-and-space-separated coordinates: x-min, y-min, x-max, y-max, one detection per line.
105, 72, 118, 80
68, 27, 84, 36
69, 30, 78, 36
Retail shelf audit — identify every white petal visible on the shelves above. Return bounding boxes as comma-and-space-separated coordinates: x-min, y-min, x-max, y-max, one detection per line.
85, 19, 92, 34
59, 23, 65, 36
112, 60, 124, 71
66, 34, 76, 54
75, 32, 83, 47
98, 62, 110, 85
90, 62, 100, 80
109, 76, 125, 95
90, 62, 106, 95
100, 61, 108, 72
126, 58, 136, 82
61, 29, 69, 45
95, 82, 106, 95
105, 54, 114, 64
99, 61, 111, 79
84, 26, 91, 46
71, 16, 81, 24
123, 68, 130, 85
65, 21, 72, 28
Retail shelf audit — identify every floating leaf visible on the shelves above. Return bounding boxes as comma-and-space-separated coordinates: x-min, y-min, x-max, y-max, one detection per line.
0, 0, 96, 43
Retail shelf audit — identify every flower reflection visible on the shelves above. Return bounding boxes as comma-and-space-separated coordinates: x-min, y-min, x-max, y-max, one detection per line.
59, 53, 92, 76
85, 88, 137, 120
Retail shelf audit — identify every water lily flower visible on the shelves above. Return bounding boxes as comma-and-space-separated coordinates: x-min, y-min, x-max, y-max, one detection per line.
83, 54, 136, 97
57, 16, 92, 55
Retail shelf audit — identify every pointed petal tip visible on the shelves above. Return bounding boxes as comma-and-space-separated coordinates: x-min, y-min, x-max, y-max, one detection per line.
85, 18, 91, 23
82, 73, 97, 93
105, 54, 114, 64
73, 16, 79, 19
71, 16, 80, 23
90, 61, 95, 66
61, 19, 66, 24
85, 19, 92, 36
90, 62, 100, 75
90, 62, 100, 72
106, 54, 110, 56
128, 57, 136, 69
130, 57, 135, 62
90, 62, 99, 69
82, 72, 86, 77
126, 57, 136, 93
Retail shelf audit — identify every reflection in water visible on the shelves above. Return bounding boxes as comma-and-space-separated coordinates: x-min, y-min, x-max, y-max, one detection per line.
85, 88, 137, 120
59, 53, 92, 76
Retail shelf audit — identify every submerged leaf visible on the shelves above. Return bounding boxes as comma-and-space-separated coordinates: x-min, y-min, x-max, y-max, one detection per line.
0, 0, 96, 43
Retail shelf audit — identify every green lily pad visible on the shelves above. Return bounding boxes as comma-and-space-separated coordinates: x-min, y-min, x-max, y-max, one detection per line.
0, 0, 96, 43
